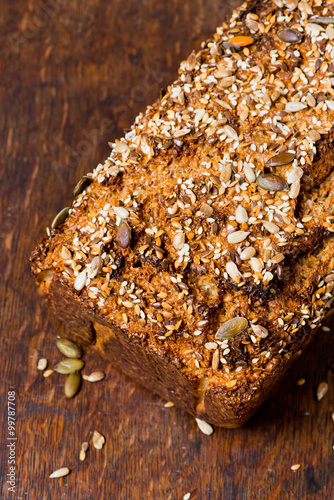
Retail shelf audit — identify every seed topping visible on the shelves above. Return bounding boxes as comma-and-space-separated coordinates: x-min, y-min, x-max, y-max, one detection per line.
215, 317, 248, 340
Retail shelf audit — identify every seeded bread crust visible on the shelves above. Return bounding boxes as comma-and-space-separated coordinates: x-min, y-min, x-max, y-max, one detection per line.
31, 0, 334, 427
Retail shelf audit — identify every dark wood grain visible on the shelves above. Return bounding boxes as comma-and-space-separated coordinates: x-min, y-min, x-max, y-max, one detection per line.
0, 1, 333, 498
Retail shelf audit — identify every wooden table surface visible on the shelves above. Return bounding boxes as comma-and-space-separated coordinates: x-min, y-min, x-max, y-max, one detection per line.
1, 0, 334, 498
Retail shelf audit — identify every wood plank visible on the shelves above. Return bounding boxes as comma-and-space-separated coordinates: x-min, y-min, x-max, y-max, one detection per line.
0, 1, 333, 498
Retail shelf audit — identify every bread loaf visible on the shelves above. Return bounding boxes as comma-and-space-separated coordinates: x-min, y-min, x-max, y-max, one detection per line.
31, 0, 334, 427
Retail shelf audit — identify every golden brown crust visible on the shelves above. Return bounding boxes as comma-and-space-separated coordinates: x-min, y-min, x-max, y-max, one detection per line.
31, 0, 334, 426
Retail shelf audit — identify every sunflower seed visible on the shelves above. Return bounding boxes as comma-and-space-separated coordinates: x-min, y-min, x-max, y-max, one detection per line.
287, 167, 304, 184
186, 51, 197, 71
219, 76, 236, 88
278, 29, 302, 43
86, 371, 105, 382
325, 100, 334, 111
90, 255, 102, 275
37, 358, 48, 371
215, 317, 248, 340
199, 203, 213, 217
271, 253, 285, 265
195, 418, 214, 435
173, 232, 185, 250
229, 35, 254, 47
54, 358, 84, 374
289, 179, 300, 199
265, 152, 295, 167
81, 441, 89, 451
227, 231, 250, 244
291, 464, 301, 471
79, 449, 86, 461
64, 372, 81, 398
306, 93, 316, 107
235, 205, 248, 223
256, 173, 288, 191
56, 338, 82, 358
311, 16, 334, 24
74, 269, 87, 291
225, 261, 241, 282
49, 467, 70, 479
113, 206, 129, 219
240, 246, 256, 260
220, 164, 232, 183
243, 163, 256, 183
250, 257, 263, 273
164, 401, 175, 407
92, 430, 105, 450
316, 381, 328, 401
211, 349, 220, 370
116, 221, 131, 248
223, 125, 239, 141
73, 176, 93, 196
251, 324, 269, 338
326, 26, 334, 40
263, 221, 280, 234
51, 207, 70, 229
285, 102, 307, 112
61, 246, 72, 260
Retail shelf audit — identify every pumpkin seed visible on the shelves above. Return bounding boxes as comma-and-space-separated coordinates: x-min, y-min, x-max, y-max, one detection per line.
49, 467, 70, 479
215, 317, 248, 340
73, 176, 93, 196
54, 358, 84, 374
265, 152, 295, 167
278, 28, 302, 43
116, 221, 131, 248
64, 372, 81, 398
311, 16, 334, 25
56, 337, 82, 358
256, 173, 288, 191
229, 35, 254, 47
51, 207, 70, 229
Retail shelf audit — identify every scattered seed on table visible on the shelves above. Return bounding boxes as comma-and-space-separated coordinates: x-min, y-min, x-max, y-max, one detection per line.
81, 442, 89, 452
56, 337, 82, 358
195, 418, 213, 435
317, 382, 328, 401
79, 449, 86, 461
54, 358, 84, 374
297, 379, 305, 386
49, 467, 70, 478
92, 430, 105, 450
84, 371, 105, 382
64, 372, 81, 399
291, 464, 301, 471
164, 401, 175, 407
43, 369, 53, 378
37, 358, 48, 371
